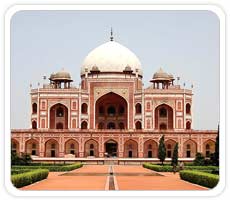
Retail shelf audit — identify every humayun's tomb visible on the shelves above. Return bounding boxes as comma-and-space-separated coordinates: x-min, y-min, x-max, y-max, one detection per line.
11, 31, 217, 161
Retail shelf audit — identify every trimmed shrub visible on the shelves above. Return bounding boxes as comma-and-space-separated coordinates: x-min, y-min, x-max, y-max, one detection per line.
11, 169, 32, 175
143, 163, 174, 172
12, 163, 83, 172
183, 166, 219, 171
11, 169, 49, 188
179, 170, 219, 188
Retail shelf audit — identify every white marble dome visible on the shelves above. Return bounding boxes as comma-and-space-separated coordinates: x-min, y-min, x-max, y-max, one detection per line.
81, 41, 142, 76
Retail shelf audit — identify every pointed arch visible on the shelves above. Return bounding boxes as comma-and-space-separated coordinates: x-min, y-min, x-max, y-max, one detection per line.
65, 139, 79, 157
183, 139, 197, 158
165, 139, 177, 158
25, 139, 39, 156
45, 139, 59, 157
143, 139, 158, 158
50, 103, 68, 129
84, 139, 99, 157
124, 139, 138, 158
155, 104, 173, 129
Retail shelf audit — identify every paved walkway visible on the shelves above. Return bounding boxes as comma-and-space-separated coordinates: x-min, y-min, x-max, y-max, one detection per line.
21, 165, 207, 190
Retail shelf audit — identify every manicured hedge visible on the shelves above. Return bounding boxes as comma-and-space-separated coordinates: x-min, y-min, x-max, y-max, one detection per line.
184, 166, 218, 171
11, 169, 49, 188
11, 169, 32, 175
12, 163, 83, 172
179, 170, 219, 188
143, 163, 174, 172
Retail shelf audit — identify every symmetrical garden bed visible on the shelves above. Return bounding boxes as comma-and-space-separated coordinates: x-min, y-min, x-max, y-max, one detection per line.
143, 162, 219, 188
11, 163, 83, 188
179, 170, 219, 188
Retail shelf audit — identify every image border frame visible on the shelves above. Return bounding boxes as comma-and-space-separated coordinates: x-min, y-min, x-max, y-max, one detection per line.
4, 4, 226, 197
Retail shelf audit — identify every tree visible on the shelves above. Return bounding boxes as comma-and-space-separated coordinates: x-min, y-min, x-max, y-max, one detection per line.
213, 125, 219, 166
193, 152, 205, 166
158, 135, 166, 165
171, 142, 179, 166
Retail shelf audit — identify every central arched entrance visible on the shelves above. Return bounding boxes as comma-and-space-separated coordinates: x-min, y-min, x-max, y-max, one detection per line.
95, 92, 128, 129
50, 103, 68, 129
104, 140, 118, 157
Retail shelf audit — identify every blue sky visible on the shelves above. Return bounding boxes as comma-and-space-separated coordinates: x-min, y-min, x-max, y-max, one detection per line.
10, 10, 220, 129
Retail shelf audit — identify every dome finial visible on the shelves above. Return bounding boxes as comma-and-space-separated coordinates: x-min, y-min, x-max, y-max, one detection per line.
110, 27, 114, 41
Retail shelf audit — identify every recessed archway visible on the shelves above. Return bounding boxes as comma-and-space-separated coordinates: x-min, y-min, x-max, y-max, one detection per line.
45, 139, 59, 157
143, 139, 158, 158
155, 104, 173, 129
50, 103, 68, 129
25, 139, 39, 156
165, 139, 176, 158
124, 139, 138, 158
65, 139, 79, 157
95, 92, 128, 129
183, 139, 197, 158
84, 139, 99, 157
203, 140, 215, 157
104, 139, 118, 157
11, 139, 19, 155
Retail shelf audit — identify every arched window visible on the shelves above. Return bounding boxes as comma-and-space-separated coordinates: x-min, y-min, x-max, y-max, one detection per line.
186, 121, 191, 129
56, 107, 64, 117
51, 143, 56, 149
107, 106, 116, 116
70, 143, 75, 149
56, 122, 63, 129
135, 103, 142, 114
186, 144, 191, 158
186, 103, 191, 114
32, 121, 37, 129
206, 144, 210, 157
118, 105, 125, 115
98, 122, 104, 129
135, 121, 142, 129
90, 144, 94, 149
148, 144, 152, 149
107, 122, 116, 129
166, 144, 173, 158
81, 121, 88, 129
81, 103, 88, 114
160, 123, 167, 130
32, 143, 36, 149
32, 103, 37, 114
159, 108, 167, 117
119, 122, 125, 129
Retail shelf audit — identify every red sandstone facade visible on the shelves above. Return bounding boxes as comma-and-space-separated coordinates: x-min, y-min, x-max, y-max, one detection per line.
11, 36, 217, 159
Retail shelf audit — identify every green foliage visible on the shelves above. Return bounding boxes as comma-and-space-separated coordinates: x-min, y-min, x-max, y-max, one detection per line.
213, 131, 219, 166
11, 152, 32, 166
11, 169, 49, 188
143, 163, 174, 172
183, 166, 219, 171
11, 169, 32, 175
158, 135, 166, 165
193, 152, 205, 166
12, 163, 83, 172
171, 143, 178, 166
179, 170, 219, 188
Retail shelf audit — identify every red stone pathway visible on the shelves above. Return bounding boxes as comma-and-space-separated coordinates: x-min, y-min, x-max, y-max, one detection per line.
113, 165, 207, 190
21, 165, 207, 190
